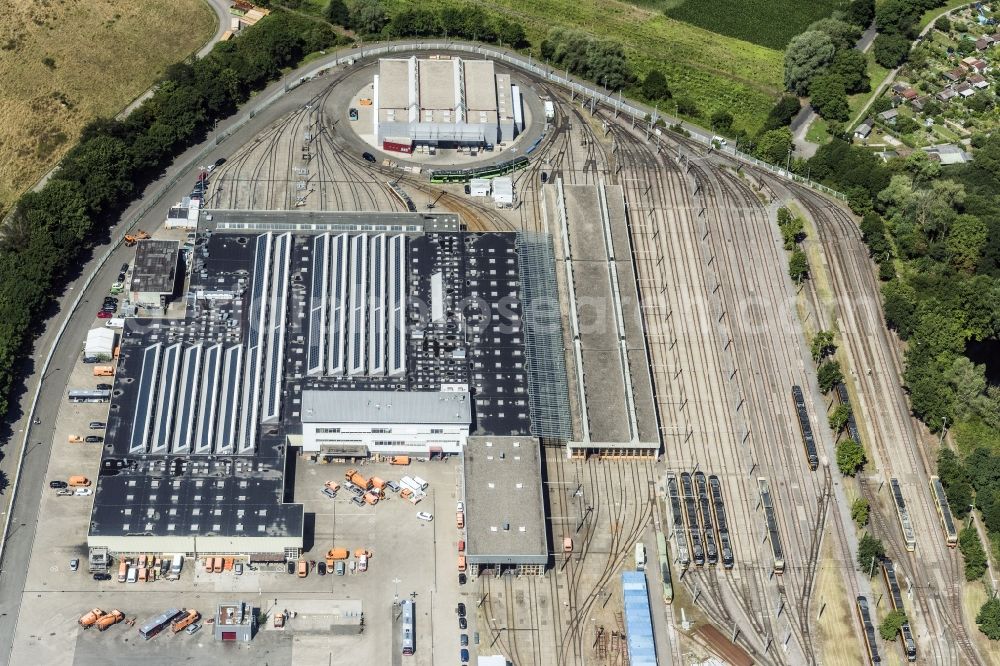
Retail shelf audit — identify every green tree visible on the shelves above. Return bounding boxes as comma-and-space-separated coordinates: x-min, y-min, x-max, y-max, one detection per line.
778, 211, 805, 250
873, 33, 911, 68
755, 127, 793, 164
851, 497, 870, 526
349, 0, 388, 35
764, 95, 802, 130
935, 16, 951, 33
641, 70, 671, 101
811, 330, 836, 361
837, 439, 866, 475
976, 597, 1000, 640
860, 212, 891, 259
788, 249, 809, 282
784, 30, 836, 95
829, 49, 870, 95
710, 110, 734, 134
959, 526, 988, 581
946, 214, 987, 274
875, 0, 922, 37
857, 533, 885, 571
806, 18, 862, 51
830, 403, 852, 433
879, 609, 908, 641
845, 0, 875, 28
817, 360, 843, 392
325, 0, 349, 26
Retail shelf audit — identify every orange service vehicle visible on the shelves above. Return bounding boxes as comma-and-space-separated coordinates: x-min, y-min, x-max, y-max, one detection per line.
456, 511, 465, 529
79, 608, 105, 628
92, 365, 114, 377
203, 558, 212, 573
390, 456, 410, 465
68, 476, 90, 487
458, 539, 465, 552
297, 559, 308, 578
171, 609, 200, 633
96, 609, 124, 631
345, 469, 372, 490
326, 548, 349, 567
118, 561, 128, 582
213, 557, 223, 573
458, 555, 467, 572
224, 557, 234, 571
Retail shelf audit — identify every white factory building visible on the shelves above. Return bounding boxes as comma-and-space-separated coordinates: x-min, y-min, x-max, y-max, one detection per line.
300, 389, 473, 456
373, 56, 524, 152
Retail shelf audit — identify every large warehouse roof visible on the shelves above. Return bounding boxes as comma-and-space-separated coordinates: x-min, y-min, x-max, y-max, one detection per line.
301, 389, 472, 425
463, 436, 546, 564
130, 239, 180, 295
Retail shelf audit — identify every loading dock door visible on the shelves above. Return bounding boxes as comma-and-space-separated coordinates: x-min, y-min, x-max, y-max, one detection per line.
222, 631, 237, 641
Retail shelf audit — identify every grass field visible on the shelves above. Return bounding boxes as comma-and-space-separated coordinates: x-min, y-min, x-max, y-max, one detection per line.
0, 0, 215, 213
661, 0, 850, 50
378, 0, 786, 134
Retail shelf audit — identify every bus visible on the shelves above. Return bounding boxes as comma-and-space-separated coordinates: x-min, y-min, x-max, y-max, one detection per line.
400, 599, 415, 656
68, 389, 111, 403
929, 475, 959, 547
138, 609, 184, 640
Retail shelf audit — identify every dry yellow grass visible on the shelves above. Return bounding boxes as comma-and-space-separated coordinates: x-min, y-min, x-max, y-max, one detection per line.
0, 0, 215, 212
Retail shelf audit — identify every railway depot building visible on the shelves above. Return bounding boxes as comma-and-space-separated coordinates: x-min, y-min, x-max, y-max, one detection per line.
88, 211, 569, 558
373, 56, 524, 152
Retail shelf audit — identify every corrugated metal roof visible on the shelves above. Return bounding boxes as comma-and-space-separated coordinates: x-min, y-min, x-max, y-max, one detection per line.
85, 328, 116, 355
301, 390, 472, 425
621, 571, 657, 666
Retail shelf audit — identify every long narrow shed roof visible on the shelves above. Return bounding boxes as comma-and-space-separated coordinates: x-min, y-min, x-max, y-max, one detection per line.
622, 571, 657, 666
301, 389, 472, 424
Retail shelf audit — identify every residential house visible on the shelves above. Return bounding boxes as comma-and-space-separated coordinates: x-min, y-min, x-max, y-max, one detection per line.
854, 121, 873, 140
956, 82, 975, 97
923, 143, 972, 165
960, 57, 989, 74
976, 37, 991, 51
891, 83, 910, 95
970, 73, 990, 88
911, 96, 929, 112
937, 87, 958, 102
878, 108, 899, 124
943, 68, 966, 82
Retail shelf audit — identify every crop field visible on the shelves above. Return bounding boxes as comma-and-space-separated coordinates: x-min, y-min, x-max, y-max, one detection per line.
0, 0, 215, 213
662, 0, 850, 49
386, 0, 785, 133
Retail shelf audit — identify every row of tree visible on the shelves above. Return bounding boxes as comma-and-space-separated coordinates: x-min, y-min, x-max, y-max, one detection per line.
540, 27, 632, 92
873, 0, 946, 68
324, 0, 528, 47
0, 12, 343, 419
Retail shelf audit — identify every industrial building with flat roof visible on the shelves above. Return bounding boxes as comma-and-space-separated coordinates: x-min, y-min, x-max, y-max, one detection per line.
374, 56, 524, 151
462, 436, 547, 576
88, 212, 569, 558
130, 239, 180, 307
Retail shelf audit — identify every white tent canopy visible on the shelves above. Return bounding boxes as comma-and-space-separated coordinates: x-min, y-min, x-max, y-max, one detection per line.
85, 328, 116, 357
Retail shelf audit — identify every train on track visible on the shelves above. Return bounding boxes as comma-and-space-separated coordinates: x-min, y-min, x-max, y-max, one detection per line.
792, 385, 819, 471
666, 474, 690, 569
929, 475, 959, 547
656, 531, 673, 604
709, 475, 735, 569
428, 156, 530, 184
856, 595, 882, 664
835, 382, 862, 444
681, 473, 706, 566
757, 477, 784, 574
889, 478, 916, 552
695, 472, 718, 565
882, 558, 917, 662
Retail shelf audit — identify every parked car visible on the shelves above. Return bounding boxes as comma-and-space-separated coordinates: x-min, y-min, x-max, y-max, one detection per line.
84, 436, 103, 443
57, 489, 74, 496
461, 648, 470, 663
386, 480, 400, 493
456, 501, 464, 512
97, 311, 113, 319
541, 171, 548, 183
92, 572, 112, 581
318, 562, 327, 576
416, 511, 433, 522
75, 488, 93, 496
351, 495, 365, 507
117, 271, 127, 282
103, 297, 118, 305
88, 421, 105, 429
457, 603, 466, 617
235, 562, 243, 575
322, 487, 337, 499
459, 573, 467, 585
70, 559, 79, 571
49, 480, 67, 489
460, 634, 469, 646
120, 263, 129, 273
185, 623, 201, 635
336, 561, 346, 575
286, 561, 295, 575
214, 157, 226, 167
362, 151, 376, 163
96, 384, 112, 391
459, 617, 467, 630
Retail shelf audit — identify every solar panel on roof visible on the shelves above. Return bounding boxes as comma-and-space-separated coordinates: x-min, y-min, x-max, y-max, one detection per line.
237, 233, 272, 454
217, 345, 243, 454
151, 343, 182, 454
368, 234, 386, 376
328, 234, 349, 375
347, 234, 368, 376
262, 232, 290, 426
171, 344, 202, 454
194, 343, 222, 454
306, 234, 329, 376
388, 234, 407, 377
129, 344, 162, 454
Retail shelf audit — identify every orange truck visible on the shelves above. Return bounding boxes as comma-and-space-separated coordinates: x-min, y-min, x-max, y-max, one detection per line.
171, 609, 200, 633
224, 557, 234, 571
92, 365, 114, 377
213, 557, 223, 573
79, 608, 105, 628
345, 469, 372, 490
297, 559, 308, 578
204, 558, 212, 573
68, 435, 83, 443
96, 609, 124, 631
363, 491, 380, 505
564, 537, 573, 555
458, 555, 467, 572
390, 456, 410, 465
370, 476, 387, 491
138, 567, 147, 582
118, 561, 128, 582
68, 476, 90, 487
325, 548, 349, 567
456, 511, 465, 529
324, 480, 341, 492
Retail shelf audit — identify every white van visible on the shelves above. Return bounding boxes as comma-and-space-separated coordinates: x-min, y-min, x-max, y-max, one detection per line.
412, 476, 429, 491
400, 476, 420, 494
126, 566, 138, 583
105, 318, 125, 329
169, 554, 183, 579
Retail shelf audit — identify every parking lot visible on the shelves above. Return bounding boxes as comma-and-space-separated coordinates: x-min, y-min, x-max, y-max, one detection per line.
12, 376, 477, 666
